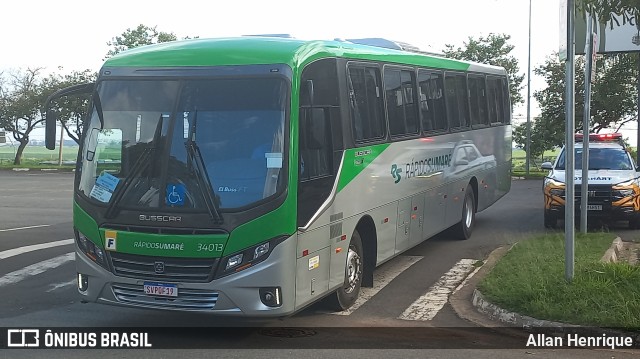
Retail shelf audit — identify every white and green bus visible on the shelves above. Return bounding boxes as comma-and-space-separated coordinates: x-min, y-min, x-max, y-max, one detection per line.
45, 36, 511, 316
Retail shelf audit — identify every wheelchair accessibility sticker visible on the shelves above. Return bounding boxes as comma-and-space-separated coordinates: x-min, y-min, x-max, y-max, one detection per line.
166, 184, 186, 206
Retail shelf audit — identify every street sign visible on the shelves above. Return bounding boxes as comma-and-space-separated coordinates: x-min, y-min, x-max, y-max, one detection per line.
559, 0, 567, 60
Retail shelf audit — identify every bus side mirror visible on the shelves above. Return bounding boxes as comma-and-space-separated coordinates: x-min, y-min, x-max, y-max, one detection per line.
44, 82, 95, 150
45, 108, 57, 150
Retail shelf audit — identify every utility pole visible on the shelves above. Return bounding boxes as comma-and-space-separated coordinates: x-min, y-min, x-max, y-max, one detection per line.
526, 0, 532, 176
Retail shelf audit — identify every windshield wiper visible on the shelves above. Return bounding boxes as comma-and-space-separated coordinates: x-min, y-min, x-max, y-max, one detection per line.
104, 147, 153, 218
185, 110, 223, 224
104, 116, 163, 219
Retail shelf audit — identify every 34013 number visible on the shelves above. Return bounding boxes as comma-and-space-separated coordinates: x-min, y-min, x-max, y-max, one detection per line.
197, 243, 224, 252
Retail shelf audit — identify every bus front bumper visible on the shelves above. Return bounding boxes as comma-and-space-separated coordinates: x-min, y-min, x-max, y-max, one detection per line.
75, 234, 298, 316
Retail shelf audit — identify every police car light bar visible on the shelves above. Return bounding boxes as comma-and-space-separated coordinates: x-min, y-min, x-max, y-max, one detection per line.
575, 133, 623, 142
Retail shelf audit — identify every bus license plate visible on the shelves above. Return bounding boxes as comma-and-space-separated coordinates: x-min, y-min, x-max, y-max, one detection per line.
144, 282, 178, 297
587, 205, 602, 211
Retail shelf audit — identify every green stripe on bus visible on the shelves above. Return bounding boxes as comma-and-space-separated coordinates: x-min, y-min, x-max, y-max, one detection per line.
337, 143, 390, 193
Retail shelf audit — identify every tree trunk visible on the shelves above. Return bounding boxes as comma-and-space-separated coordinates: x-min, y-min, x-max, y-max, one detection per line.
13, 140, 28, 165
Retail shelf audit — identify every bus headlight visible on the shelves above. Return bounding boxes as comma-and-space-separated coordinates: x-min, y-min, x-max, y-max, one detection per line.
254, 242, 270, 259
216, 236, 287, 279
75, 229, 109, 270
225, 254, 244, 271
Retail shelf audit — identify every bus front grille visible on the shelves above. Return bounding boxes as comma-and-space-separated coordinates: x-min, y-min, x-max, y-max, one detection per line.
109, 252, 219, 283
111, 283, 219, 310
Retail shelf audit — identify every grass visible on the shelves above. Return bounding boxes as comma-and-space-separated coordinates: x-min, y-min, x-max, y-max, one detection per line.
511, 170, 547, 178
479, 232, 640, 328
0, 145, 78, 168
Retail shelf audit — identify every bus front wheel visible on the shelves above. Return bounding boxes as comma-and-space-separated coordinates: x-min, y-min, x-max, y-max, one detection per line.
326, 230, 363, 311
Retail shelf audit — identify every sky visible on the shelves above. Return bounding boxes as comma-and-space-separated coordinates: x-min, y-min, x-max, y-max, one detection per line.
4, 0, 617, 143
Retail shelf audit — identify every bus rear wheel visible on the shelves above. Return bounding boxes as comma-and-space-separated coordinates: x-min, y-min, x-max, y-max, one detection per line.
325, 230, 363, 311
456, 185, 476, 240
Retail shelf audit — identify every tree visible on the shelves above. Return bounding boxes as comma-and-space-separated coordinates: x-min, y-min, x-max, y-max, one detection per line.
513, 119, 553, 163
49, 69, 97, 144
443, 33, 525, 105
104, 24, 180, 59
0, 68, 58, 165
514, 52, 637, 152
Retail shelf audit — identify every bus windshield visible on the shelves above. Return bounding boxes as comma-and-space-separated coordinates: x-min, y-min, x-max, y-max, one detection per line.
78, 77, 288, 212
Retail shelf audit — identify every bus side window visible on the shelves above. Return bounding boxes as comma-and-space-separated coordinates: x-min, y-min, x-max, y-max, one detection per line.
348, 65, 386, 142
444, 72, 469, 129
487, 76, 508, 125
384, 67, 419, 137
418, 70, 446, 132
469, 75, 488, 126
299, 108, 332, 181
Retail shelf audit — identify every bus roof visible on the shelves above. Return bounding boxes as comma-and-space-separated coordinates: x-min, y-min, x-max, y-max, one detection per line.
103, 36, 507, 76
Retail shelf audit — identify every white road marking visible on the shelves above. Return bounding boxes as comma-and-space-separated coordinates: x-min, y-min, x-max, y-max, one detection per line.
0, 224, 50, 232
399, 258, 477, 321
46, 279, 77, 292
0, 239, 74, 259
0, 252, 74, 287
331, 255, 423, 315
453, 264, 482, 294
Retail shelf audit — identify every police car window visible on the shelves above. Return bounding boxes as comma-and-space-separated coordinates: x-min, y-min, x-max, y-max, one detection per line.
557, 148, 632, 170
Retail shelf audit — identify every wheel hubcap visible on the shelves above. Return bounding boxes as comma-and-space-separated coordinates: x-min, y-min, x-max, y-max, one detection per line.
344, 245, 362, 294
464, 200, 473, 228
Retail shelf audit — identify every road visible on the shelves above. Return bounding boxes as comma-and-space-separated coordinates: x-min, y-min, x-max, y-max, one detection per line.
1, 171, 638, 358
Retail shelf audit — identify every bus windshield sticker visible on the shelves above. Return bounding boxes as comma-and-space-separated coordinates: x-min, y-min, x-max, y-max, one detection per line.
265, 153, 283, 168
89, 172, 120, 203
166, 184, 186, 206
96, 172, 120, 191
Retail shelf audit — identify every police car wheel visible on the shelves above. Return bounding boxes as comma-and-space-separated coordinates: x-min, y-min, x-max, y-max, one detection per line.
544, 210, 557, 229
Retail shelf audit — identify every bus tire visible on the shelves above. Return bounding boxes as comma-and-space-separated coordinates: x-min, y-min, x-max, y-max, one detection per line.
325, 230, 363, 311
456, 185, 476, 240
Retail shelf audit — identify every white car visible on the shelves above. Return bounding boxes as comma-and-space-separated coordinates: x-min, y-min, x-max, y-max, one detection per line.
541, 133, 640, 228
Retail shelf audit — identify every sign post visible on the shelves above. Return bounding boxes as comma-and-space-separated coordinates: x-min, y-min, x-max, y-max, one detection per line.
580, 16, 595, 234
564, 0, 576, 282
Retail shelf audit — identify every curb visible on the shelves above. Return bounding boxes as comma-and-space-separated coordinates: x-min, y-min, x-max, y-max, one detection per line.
601, 237, 623, 263
471, 289, 578, 328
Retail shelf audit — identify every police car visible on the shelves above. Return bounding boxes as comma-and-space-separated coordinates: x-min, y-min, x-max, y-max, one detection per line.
541, 133, 640, 228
